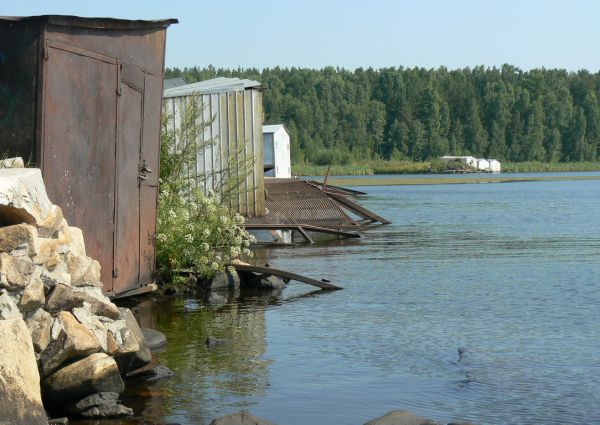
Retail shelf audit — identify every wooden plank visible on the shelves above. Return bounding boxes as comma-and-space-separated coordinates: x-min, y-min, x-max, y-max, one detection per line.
326, 192, 391, 224
232, 264, 342, 290
307, 181, 367, 196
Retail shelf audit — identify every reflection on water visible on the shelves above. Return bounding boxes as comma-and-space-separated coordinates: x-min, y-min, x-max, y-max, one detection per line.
76, 175, 600, 425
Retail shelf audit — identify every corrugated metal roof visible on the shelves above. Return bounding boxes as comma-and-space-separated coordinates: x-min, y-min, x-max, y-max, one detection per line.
163, 77, 261, 98
163, 77, 188, 89
263, 124, 286, 134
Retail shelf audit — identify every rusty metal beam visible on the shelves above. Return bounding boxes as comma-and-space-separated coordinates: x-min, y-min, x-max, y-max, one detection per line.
232, 264, 342, 290
325, 192, 391, 224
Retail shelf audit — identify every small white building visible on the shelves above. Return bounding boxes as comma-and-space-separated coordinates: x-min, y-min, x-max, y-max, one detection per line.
488, 159, 501, 173
440, 156, 477, 167
476, 158, 490, 171
263, 124, 291, 178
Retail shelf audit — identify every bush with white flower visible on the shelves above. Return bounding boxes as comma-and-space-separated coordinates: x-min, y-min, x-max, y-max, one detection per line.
156, 101, 255, 282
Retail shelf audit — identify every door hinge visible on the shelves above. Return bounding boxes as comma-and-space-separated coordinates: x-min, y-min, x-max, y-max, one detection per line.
112, 267, 119, 278
117, 84, 123, 96
43, 46, 49, 60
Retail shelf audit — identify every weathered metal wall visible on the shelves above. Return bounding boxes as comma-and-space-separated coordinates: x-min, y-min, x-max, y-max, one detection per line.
163, 86, 265, 217
0, 16, 176, 296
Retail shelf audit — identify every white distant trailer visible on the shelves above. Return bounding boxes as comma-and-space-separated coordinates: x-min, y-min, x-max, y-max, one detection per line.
440, 156, 477, 167
263, 124, 291, 178
476, 158, 490, 171
488, 159, 501, 173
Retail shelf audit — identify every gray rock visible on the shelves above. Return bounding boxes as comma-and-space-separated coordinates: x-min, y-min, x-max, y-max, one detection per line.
0, 168, 54, 226
0, 223, 39, 256
210, 412, 276, 425
45, 283, 119, 319
67, 391, 119, 414
44, 283, 85, 312
0, 252, 36, 289
42, 353, 125, 404
80, 403, 133, 418
0, 156, 25, 168
39, 267, 70, 291
38, 312, 102, 377
207, 292, 227, 306
72, 304, 109, 352
244, 275, 286, 291
206, 270, 240, 290
142, 327, 167, 350
364, 410, 440, 425
47, 418, 68, 425
142, 365, 175, 382
115, 308, 152, 374
206, 336, 231, 348
0, 289, 22, 319
0, 317, 48, 425
26, 308, 53, 352
19, 274, 45, 312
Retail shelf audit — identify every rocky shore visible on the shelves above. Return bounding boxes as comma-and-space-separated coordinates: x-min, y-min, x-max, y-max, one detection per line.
0, 162, 156, 423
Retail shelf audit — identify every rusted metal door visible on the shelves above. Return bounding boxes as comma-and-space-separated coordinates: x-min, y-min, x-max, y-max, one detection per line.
114, 64, 142, 293
114, 64, 159, 293
41, 40, 118, 291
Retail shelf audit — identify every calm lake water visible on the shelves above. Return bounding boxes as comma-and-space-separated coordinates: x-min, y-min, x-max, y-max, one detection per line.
119, 174, 600, 425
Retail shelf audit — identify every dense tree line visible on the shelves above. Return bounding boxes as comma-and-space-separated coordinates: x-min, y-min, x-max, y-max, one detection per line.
165, 65, 600, 164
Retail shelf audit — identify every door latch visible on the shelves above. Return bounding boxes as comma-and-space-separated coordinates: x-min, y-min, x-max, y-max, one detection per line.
138, 159, 153, 180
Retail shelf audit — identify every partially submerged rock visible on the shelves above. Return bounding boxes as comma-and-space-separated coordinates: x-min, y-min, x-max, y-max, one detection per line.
210, 412, 277, 425
142, 327, 167, 350
65, 391, 132, 417
205, 270, 240, 290
364, 410, 440, 425
42, 353, 125, 405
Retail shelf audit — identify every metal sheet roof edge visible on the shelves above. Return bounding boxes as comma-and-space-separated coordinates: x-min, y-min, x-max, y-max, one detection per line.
0, 15, 178, 29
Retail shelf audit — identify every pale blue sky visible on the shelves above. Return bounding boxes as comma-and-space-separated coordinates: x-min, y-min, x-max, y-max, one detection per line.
4, 0, 600, 71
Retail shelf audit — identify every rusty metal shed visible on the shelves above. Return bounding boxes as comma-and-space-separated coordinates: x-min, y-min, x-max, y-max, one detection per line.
163, 77, 265, 217
0, 15, 177, 297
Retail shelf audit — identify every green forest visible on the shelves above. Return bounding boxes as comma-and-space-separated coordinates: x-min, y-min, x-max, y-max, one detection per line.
165, 65, 600, 165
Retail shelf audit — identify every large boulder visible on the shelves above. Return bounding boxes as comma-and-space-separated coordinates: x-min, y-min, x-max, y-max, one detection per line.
364, 410, 440, 425
0, 168, 54, 227
0, 317, 48, 425
42, 352, 124, 404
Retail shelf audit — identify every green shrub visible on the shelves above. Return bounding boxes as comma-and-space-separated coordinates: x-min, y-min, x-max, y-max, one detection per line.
156, 99, 254, 283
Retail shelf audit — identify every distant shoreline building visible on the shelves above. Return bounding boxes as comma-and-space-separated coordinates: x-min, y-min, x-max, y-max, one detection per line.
440, 156, 501, 173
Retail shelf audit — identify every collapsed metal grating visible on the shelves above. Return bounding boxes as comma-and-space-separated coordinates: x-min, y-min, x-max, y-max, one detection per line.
248, 178, 357, 228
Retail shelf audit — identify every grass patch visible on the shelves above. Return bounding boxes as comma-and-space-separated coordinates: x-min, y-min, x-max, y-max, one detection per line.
325, 175, 600, 187
293, 160, 600, 176
502, 161, 600, 172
